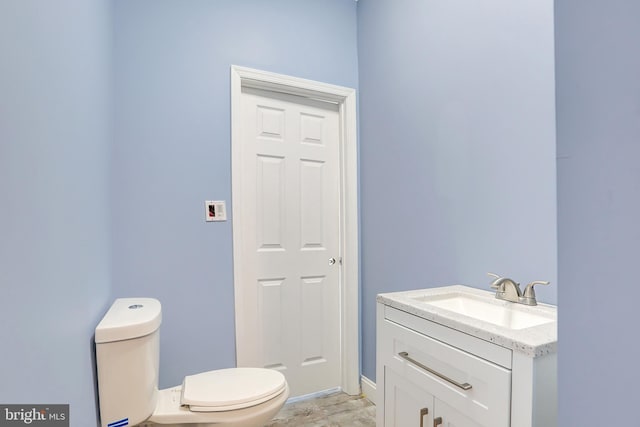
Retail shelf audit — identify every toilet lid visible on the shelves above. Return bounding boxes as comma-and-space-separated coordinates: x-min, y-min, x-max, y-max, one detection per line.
180, 368, 287, 412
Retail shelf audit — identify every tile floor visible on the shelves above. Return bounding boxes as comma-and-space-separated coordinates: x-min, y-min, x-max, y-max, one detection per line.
266, 391, 376, 426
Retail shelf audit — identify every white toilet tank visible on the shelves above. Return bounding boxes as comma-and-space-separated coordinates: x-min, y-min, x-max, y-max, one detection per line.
95, 298, 162, 427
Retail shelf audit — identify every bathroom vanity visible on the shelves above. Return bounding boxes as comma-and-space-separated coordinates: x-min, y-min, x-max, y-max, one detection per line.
376, 286, 557, 427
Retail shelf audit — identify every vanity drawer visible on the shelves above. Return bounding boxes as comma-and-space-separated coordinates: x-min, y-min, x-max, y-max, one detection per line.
380, 317, 512, 427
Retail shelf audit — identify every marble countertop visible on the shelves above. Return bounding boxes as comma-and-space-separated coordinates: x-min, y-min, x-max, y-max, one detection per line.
377, 285, 557, 358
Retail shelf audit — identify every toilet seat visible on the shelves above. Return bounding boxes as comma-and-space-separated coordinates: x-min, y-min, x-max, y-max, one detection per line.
148, 381, 290, 426
180, 368, 287, 412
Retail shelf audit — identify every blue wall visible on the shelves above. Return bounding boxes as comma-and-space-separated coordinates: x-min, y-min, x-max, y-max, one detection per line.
357, 0, 557, 381
5, 1, 637, 424
0, 0, 112, 425
556, 0, 640, 424
111, 0, 359, 389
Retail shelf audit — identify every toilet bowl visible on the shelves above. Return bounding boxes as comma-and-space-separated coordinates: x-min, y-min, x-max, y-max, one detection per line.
144, 369, 289, 427
95, 298, 289, 427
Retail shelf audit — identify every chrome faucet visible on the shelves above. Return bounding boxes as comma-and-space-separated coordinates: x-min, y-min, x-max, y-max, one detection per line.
488, 272, 522, 303
487, 273, 550, 306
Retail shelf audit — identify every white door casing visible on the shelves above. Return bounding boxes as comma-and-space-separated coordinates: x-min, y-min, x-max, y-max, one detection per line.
230, 66, 359, 397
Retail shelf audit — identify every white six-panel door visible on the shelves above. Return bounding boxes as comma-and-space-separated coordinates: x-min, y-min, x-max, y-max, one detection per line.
235, 86, 342, 397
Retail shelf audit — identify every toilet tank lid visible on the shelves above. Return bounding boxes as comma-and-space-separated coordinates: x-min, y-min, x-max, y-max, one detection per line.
95, 298, 162, 343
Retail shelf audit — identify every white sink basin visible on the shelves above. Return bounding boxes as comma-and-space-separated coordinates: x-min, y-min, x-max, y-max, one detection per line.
412, 292, 554, 330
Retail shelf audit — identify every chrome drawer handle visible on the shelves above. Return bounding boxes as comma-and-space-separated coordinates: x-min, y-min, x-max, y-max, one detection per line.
398, 351, 472, 391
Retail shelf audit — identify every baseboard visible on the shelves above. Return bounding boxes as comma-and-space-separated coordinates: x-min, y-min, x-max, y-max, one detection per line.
285, 386, 342, 404
360, 375, 376, 405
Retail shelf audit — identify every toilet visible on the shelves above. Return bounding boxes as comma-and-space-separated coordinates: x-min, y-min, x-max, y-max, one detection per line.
95, 298, 289, 427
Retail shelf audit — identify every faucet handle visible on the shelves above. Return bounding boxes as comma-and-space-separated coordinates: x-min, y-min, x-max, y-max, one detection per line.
487, 272, 502, 289
522, 280, 550, 305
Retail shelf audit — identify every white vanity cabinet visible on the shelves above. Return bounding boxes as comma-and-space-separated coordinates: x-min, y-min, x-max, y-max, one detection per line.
376, 289, 557, 427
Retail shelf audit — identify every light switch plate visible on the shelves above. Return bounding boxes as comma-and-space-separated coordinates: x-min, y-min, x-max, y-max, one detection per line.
205, 200, 227, 222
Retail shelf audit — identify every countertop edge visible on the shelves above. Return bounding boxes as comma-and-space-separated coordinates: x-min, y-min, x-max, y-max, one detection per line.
377, 285, 558, 359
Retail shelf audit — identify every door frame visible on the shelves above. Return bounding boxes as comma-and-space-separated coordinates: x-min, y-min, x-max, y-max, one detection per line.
230, 65, 360, 395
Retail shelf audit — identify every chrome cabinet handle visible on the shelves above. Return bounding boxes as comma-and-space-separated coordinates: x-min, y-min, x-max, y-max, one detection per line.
434, 416, 443, 427
328, 257, 336, 265
398, 352, 472, 391
419, 408, 428, 427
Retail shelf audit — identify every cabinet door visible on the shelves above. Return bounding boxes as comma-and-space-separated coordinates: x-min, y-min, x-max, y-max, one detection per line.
384, 366, 434, 427
433, 399, 483, 427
